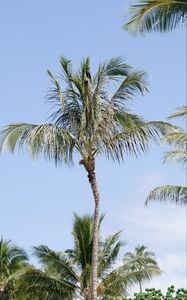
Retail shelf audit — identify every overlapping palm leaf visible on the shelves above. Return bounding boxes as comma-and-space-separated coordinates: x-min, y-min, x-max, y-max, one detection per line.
124, 0, 187, 34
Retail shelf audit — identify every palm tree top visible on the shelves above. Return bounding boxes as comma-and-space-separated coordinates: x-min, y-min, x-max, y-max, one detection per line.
18, 215, 161, 299
124, 0, 187, 34
0, 56, 177, 168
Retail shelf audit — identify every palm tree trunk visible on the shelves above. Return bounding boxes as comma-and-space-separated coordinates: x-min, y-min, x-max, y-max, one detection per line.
82, 158, 100, 300
139, 280, 142, 293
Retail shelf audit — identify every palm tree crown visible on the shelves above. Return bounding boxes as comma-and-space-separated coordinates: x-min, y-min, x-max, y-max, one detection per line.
123, 245, 161, 292
0, 56, 175, 165
0, 238, 28, 299
124, 0, 187, 34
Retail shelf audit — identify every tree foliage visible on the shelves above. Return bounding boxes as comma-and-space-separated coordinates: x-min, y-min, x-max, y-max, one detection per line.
0, 238, 28, 299
123, 246, 161, 292
0, 56, 176, 165
124, 0, 187, 34
123, 286, 187, 299
17, 214, 161, 299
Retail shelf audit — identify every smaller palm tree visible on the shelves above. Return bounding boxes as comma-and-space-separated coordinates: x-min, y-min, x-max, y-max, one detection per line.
146, 107, 187, 206
124, 0, 187, 34
123, 245, 161, 292
0, 238, 28, 300
18, 215, 161, 299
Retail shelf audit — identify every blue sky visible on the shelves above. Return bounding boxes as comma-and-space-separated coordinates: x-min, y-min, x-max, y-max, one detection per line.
0, 0, 186, 293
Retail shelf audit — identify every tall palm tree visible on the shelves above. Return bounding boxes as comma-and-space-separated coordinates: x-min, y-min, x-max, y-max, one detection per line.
0, 238, 28, 300
124, 0, 187, 34
123, 245, 161, 292
0, 56, 175, 300
18, 214, 161, 299
146, 106, 187, 205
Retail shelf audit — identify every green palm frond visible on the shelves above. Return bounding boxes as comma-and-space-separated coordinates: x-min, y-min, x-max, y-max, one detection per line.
98, 231, 125, 278
102, 57, 132, 78
164, 150, 187, 164
124, 0, 187, 34
70, 214, 94, 270
17, 268, 77, 299
146, 185, 187, 205
33, 245, 78, 284
0, 123, 77, 165
0, 238, 28, 299
110, 71, 148, 105
168, 106, 187, 119
163, 131, 186, 149
101, 121, 177, 162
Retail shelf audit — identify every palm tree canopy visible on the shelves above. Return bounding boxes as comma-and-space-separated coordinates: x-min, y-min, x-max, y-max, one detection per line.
123, 245, 161, 286
18, 215, 160, 299
0, 238, 28, 299
0, 56, 176, 168
124, 0, 187, 34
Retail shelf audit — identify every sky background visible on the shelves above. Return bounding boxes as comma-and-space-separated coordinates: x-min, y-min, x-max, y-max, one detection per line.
0, 0, 186, 294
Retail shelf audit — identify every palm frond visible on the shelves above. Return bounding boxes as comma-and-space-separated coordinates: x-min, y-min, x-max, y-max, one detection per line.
98, 231, 125, 278
33, 245, 78, 284
164, 150, 187, 164
71, 214, 94, 270
124, 0, 187, 34
100, 121, 176, 162
163, 131, 186, 149
168, 106, 187, 119
146, 185, 187, 205
0, 123, 77, 165
18, 268, 77, 299
103, 57, 132, 78
110, 71, 148, 106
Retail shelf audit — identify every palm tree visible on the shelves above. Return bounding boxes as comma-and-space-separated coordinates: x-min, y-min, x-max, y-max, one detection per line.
0, 238, 28, 300
123, 245, 161, 292
146, 106, 187, 205
124, 0, 187, 34
0, 56, 175, 300
18, 214, 161, 299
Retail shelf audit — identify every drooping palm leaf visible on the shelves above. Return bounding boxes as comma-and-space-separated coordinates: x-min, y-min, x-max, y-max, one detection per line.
124, 0, 187, 34
17, 268, 77, 300
146, 185, 187, 205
